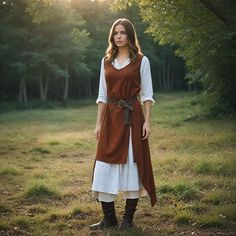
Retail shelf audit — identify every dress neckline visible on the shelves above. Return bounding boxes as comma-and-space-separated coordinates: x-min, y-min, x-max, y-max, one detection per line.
111, 58, 131, 71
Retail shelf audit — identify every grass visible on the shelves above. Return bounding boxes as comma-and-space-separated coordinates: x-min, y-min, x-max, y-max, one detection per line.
27, 205, 48, 215
201, 190, 235, 205
173, 210, 194, 224
0, 91, 235, 235
158, 182, 201, 202
71, 207, 90, 219
0, 204, 12, 215
31, 147, 51, 154
0, 167, 21, 176
23, 179, 61, 200
194, 158, 236, 176
196, 214, 225, 228
10, 216, 31, 229
218, 204, 236, 221
0, 221, 8, 230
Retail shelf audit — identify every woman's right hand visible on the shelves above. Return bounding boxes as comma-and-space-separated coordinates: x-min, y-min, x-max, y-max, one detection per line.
94, 124, 101, 141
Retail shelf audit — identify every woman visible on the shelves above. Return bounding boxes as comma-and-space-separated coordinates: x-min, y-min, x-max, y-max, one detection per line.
90, 18, 157, 231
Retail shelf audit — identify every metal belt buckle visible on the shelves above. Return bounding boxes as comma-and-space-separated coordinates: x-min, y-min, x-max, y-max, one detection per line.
118, 99, 126, 108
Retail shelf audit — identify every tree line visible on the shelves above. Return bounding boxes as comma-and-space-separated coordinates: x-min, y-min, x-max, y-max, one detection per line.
1, 0, 235, 115
114, 0, 236, 114
0, 0, 186, 104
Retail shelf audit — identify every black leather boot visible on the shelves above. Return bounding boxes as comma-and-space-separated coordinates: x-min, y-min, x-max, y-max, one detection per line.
90, 201, 118, 230
120, 198, 138, 230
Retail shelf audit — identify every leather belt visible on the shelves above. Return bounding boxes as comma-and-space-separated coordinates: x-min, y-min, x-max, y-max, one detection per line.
107, 95, 137, 125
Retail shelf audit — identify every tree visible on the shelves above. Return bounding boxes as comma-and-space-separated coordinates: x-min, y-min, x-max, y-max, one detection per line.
71, 0, 185, 95
0, 0, 188, 103
0, 0, 33, 103
113, 0, 236, 115
27, 0, 92, 103
0, 0, 92, 103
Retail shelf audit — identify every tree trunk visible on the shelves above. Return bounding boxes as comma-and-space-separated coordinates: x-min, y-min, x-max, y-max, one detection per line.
158, 66, 162, 90
63, 64, 69, 103
44, 76, 48, 101
0, 67, 5, 99
18, 77, 27, 103
188, 81, 197, 91
170, 62, 175, 89
163, 62, 167, 90
188, 83, 192, 91
86, 76, 92, 98
167, 60, 171, 90
18, 78, 22, 102
39, 76, 44, 101
199, 0, 230, 26
39, 75, 48, 102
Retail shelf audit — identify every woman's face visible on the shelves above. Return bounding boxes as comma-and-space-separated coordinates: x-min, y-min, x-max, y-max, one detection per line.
113, 24, 128, 48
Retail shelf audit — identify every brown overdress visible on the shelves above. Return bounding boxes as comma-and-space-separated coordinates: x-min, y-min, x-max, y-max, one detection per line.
94, 53, 157, 206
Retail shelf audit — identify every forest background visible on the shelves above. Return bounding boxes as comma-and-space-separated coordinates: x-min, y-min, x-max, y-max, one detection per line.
1, 0, 235, 117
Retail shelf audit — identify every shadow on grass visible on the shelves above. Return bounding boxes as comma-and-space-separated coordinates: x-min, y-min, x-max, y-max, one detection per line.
90, 226, 153, 236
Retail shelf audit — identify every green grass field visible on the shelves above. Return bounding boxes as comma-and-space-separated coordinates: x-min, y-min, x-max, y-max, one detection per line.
0, 91, 235, 235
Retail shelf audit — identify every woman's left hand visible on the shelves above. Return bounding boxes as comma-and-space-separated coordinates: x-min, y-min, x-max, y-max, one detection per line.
142, 121, 151, 140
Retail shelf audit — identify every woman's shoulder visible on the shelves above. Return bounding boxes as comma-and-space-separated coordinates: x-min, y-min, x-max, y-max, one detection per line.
137, 52, 144, 59
102, 55, 110, 65
100, 56, 107, 67
137, 53, 149, 62
139, 54, 150, 66
101, 56, 111, 69
101, 56, 105, 63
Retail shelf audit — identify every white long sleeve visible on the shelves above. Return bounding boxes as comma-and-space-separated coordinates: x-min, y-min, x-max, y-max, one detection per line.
96, 56, 155, 105
140, 56, 155, 105
96, 57, 107, 104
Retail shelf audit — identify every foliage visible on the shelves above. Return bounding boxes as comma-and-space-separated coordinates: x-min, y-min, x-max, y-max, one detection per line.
0, 0, 91, 101
113, 0, 236, 115
0, 0, 186, 103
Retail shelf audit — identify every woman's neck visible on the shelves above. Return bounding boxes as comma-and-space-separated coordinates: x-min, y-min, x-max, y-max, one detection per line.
117, 46, 129, 59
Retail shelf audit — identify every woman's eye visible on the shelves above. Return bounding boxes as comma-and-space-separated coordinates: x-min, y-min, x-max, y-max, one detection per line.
113, 31, 126, 35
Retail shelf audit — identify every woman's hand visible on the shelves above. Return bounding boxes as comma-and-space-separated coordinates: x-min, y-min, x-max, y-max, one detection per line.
94, 124, 101, 141
142, 121, 151, 140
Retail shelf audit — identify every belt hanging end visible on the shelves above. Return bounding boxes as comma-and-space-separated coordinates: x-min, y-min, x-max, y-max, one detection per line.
124, 109, 132, 125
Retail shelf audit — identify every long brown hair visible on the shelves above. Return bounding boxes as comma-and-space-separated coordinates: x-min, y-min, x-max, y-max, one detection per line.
105, 18, 142, 63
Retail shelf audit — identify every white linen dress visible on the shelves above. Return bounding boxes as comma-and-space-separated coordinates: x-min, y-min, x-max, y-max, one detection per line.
91, 56, 155, 202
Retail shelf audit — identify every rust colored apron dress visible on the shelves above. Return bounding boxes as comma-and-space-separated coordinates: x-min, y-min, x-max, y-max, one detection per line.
94, 53, 157, 206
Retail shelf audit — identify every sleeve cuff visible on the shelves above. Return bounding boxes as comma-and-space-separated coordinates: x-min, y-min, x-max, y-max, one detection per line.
96, 96, 107, 104
141, 96, 155, 105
